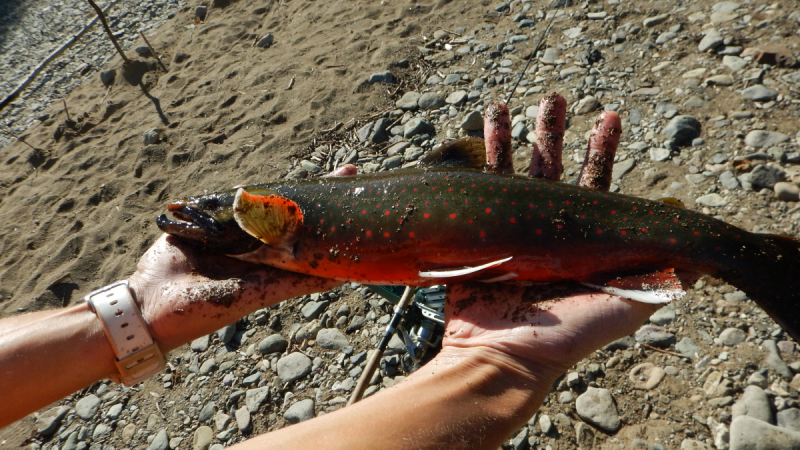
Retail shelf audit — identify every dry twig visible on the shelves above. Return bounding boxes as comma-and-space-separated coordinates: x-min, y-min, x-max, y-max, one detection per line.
86, 0, 130, 64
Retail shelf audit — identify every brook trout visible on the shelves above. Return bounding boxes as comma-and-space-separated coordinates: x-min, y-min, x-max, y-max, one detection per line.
158, 138, 800, 341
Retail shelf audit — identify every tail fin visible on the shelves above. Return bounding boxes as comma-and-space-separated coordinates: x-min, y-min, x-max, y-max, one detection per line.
718, 234, 800, 342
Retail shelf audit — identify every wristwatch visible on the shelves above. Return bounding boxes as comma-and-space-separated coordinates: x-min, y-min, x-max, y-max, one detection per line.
85, 280, 166, 386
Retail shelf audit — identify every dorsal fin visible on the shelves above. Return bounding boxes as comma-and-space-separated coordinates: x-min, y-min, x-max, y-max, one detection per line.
658, 197, 685, 208
233, 188, 304, 250
418, 137, 487, 169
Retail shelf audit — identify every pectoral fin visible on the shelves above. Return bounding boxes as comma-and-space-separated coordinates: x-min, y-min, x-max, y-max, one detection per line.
419, 256, 513, 278
233, 188, 304, 250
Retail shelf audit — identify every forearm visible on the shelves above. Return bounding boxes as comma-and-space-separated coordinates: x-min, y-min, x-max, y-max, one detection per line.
0, 304, 116, 427
233, 347, 547, 450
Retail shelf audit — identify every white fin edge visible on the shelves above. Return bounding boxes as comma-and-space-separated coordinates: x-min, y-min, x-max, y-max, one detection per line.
582, 283, 686, 304
479, 273, 519, 283
419, 256, 513, 278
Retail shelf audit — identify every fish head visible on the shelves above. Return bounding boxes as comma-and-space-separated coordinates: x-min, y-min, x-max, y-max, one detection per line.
156, 191, 263, 254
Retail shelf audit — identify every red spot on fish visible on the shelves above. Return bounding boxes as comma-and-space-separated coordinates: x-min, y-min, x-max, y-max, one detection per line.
469, 219, 473, 224
536, 229, 542, 235
384, 211, 390, 216
565, 200, 570, 205
511, 202, 516, 205
596, 229, 603, 234
485, 208, 492, 214
317, 203, 321, 207
424, 213, 430, 219
449, 213, 457, 219
401, 189, 405, 193
414, 188, 418, 192
632, 207, 638, 210
620, 230, 627, 236
673, 218, 679, 222
510, 218, 516, 223
366, 231, 372, 236
376, 204, 380, 208
448, 188, 453, 192
479, 198, 484, 202
362, 210, 366, 215
480, 231, 486, 238
715, 246, 721, 250
337, 203, 340, 207
496, 200, 500, 204
384, 232, 390, 238
611, 210, 616, 215
693, 231, 699, 235
471, 184, 476, 188
331, 227, 335, 232
593, 201, 598, 204
503, 188, 508, 192
648, 211, 654, 215
320, 219, 325, 224
669, 238, 677, 243
557, 224, 564, 230
548, 203, 554, 207
529, 204, 534, 208
444, 202, 449, 206
580, 214, 586, 219
425, 201, 429, 205
465, 199, 469, 205
640, 228, 648, 233
409, 232, 415, 238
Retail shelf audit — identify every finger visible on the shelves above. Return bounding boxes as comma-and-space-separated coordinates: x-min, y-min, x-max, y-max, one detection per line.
484, 102, 514, 174
576, 111, 621, 191
326, 164, 358, 177
529, 93, 566, 181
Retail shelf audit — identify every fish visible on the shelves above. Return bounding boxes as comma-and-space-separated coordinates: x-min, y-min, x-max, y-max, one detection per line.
157, 137, 800, 342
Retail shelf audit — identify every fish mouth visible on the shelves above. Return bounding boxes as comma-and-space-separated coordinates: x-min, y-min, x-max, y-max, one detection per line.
157, 202, 223, 239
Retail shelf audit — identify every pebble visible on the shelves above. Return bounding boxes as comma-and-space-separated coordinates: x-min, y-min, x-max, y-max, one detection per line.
747, 164, 786, 189
461, 111, 483, 131
612, 158, 636, 181
149, 430, 170, 450
199, 403, 215, 423
747, 372, 769, 389
426, 75, 442, 85
396, 92, 421, 110
539, 414, 553, 434
733, 385, 774, 424
649, 148, 671, 162
695, 193, 727, 207
192, 335, 210, 352
284, 399, 315, 423
719, 328, 747, 346
445, 90, 468, 105
774, 182, 800, 201
417, 93, 446, 110
720, 170, 740, 190
100, 69, 116, 87
258, 334, 288, 354
559, 391, 574, 404
575, 96, 600, 115
629, 363, 666, 390
255, 34, 274, 48
764, 340, 793, 380
193, 426, 214, 450
245, 387, 270, 413
443, 74, 461, 85
36, 406, 70, 436
742, 85, 779, 102
301, 300, 329, 320
217, 324, 236, 344
643, 14, 669, 27
195, 6, 207, 20
199, 358, 217, 375
277, 352, 312, 384
730, 416, 800, 449
235, 408, 251, 432
698, 29, 723, 52
368, 71, 394, 84
744, 131, 789, 148
541, 48, 558, 64
656, 32, 677, 45
316, 329, 348, 350
676, 337, 702, 359
576, 387, 621, 433
635, 325, 676, 348
143, 128, 161, 145
777, 408, 800, 432
663, 115, 701, 145
705, 74, 733, 86
76, 394, 101, 420
723, 56, 748, 72
404, 118, 435, 138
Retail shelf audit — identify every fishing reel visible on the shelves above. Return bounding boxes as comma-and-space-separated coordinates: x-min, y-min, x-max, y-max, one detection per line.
365, 285, 446, 363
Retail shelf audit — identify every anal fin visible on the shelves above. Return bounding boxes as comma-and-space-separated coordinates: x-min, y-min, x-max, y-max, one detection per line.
583, 269, 685, 304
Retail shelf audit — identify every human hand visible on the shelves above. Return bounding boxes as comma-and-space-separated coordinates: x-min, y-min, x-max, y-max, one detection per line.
441, 95, 667, 394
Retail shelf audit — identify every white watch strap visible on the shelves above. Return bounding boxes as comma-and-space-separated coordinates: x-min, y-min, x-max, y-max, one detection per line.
86, 280, 166, 386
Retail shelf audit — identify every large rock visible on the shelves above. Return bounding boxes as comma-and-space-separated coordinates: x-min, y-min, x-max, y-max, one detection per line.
730, 416, 800, 449
76, 394, 101, 420
698, 29, 723, 52
742, 85, 779, 102
417, 93, 446, 110
576, 387, 621, 432
148, 429, 170, 450
193, 426, 214, 450
403, 118, 435, 138
36, 406, 70, 436
245, 387, 270, 413
277, 352, 312, 384
396, 91, 420, 110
